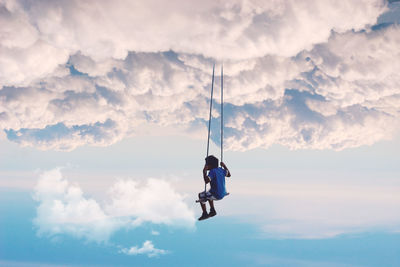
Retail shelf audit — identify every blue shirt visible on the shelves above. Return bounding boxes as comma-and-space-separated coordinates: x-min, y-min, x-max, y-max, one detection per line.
208, 167, 227, 199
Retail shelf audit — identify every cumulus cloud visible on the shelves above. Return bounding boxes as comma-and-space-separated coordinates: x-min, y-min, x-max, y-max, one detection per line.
1, 0, 400, 151
106, 178, 196, 228
119, 240, 168, 257
33, 169, 195, 243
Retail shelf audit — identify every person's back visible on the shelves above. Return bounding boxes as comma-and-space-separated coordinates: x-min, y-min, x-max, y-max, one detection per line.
208, 167, 227, 199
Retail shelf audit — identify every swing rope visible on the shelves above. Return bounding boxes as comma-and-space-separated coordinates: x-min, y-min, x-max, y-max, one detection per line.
220, 65, 223, 163
205, 64, 223, 193
205, 64, 215, 192
206, 64, 215, 159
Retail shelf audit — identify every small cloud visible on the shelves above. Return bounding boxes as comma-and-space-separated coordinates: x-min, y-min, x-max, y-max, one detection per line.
151, 230, 160, 236
120, 240, 168, 257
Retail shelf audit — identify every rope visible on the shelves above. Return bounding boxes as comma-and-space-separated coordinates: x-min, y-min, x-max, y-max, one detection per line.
220, 64, 223, 163
206, 64, 215, 158
204, 64, 224, 194
205, 64, 215, 193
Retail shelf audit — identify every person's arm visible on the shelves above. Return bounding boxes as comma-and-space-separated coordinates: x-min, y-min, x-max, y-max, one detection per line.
203, 165, 211, 184
220, 162, 231, 177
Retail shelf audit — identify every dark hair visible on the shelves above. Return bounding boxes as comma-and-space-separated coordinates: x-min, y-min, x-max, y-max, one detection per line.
205, 155, 219, 169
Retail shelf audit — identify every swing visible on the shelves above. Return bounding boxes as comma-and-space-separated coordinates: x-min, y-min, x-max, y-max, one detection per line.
195, 64, 229, 204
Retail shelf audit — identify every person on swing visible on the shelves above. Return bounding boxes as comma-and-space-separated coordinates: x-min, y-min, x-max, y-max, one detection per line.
198, 155, 231, 221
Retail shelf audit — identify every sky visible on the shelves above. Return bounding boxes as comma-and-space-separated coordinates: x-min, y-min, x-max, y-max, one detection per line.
1, 0, 400, 266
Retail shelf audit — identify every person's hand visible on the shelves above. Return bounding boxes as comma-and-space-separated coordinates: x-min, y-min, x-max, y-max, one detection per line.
220, 162, 226, 168
203, 165, 209, 171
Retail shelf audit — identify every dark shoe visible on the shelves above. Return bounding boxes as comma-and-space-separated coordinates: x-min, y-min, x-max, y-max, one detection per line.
208, 209, 217, 217
198, 212, 209, 221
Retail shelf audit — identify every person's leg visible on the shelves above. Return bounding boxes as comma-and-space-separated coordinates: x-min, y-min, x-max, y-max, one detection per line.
208, 199, 215, 210
200, 202, 207, 213
208, 200, 216, 217
198, 192, 209, 220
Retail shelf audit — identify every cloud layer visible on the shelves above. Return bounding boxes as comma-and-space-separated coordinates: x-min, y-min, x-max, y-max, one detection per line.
33, 169, 195, 243
225, 174, 400, 238
1, 0, 400, 151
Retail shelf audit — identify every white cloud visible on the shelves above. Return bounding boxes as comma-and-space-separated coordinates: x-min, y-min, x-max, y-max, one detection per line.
119, 240, 168, 257
33, 168, 118, 242
151, 230, 160, 236
106, 178, 195, 228
3, 0, 384, 64
33, 169, 195, 243
0, 40, 69, 87
0, 0, 385, 86
1, 0, 400, 152
221, 24, 400, 150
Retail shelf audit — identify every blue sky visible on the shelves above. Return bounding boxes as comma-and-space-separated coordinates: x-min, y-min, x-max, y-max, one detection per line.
3, 188, 399, 267
1, 190, 400, 267
1, 0, 400, 266
1, 134, 400, 266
